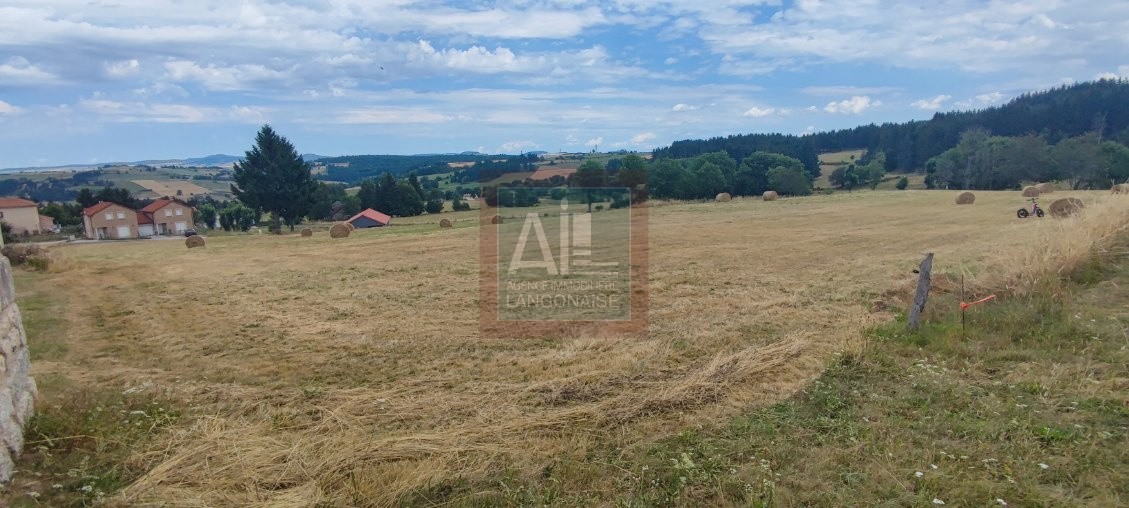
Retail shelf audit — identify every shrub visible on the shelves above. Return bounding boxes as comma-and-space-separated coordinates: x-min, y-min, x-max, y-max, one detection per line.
3, 244, 52, 271
895, 176, 909, 190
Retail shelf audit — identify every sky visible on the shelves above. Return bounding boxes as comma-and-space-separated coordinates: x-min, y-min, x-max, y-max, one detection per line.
1, 0, 1128, 169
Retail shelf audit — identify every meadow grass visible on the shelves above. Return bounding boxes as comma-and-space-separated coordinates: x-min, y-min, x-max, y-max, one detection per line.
2, 190, 1126, 506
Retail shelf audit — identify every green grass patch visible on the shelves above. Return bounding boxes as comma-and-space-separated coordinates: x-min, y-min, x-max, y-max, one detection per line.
0, 374, 182, 506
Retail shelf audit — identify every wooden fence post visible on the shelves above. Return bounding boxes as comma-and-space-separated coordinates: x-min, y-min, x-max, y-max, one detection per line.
907, 253, 934, 331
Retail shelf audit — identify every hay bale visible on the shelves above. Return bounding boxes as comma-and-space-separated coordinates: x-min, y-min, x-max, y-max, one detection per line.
491, 215, 503, 224
439, 218, 453, 228
329, 222, 351, 238
185, 235, 205, 248
346, 222, 356, 231
715, 192, 732, 202
300, 228, 313, 237
1048, 197, 1084, 218
762, 191, 779, 201
955, 191, 975, 205
1035, 182, 1054, 194
1021, 185, 1041, 197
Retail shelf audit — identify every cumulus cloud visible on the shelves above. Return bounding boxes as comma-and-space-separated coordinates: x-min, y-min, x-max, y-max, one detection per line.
954, 91, 1007, 109
500, 140, 538, 153
0, 100, 18, 115
911, 94, 952, 110
0, 56, 57, 85
163, 60, 291, 91
78, 98, 266, 123
631, 132, 656, 144
824, 96, 879, 114
585, 137, 603, 148
105, 59, 141, 78
743, 106, 776, 118
671, 103, 697, 111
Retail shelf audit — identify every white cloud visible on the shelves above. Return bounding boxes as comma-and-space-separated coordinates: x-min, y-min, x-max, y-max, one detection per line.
664, 57, 678, 65
954, 91, 1007, 109
105, 59, 141, 78
78, 98, 267, 124
631, 132, 656, 144
0, 56, 57, 85
0, 100, 18, 115
824, 96, 880, 114
800, 125, 816, 135
671, 103, 697, 111
801, 85, 900, 96
500, 140, 538, 153
743, 106, 776, 118
585, 137, 603, 148
163, 60, 291, 91
911, 94, 952, 110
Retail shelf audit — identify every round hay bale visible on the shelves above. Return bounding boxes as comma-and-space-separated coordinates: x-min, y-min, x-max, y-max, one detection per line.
1021, 185, 1041, 197
329, 222, 351, 238
300, 228, 313, 237
185, 235, 205, 249
1035, 182, 1054, 194
439, 218, 453, 228
346, 222, 356, 231
1048, 197, 1084, 218
715, 192, 732, 202
762, 191, 779, 201
955, 191, 975, 205
491, 215, 503, 224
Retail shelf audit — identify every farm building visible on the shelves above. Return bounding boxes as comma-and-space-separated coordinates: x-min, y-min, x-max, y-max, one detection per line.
347, 208, 391, 228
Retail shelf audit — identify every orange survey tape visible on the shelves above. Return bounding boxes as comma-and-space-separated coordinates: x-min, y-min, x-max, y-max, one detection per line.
960, 294, 997, 310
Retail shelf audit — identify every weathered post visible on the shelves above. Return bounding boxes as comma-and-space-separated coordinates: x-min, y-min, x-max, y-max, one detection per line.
907, 253, 934, 331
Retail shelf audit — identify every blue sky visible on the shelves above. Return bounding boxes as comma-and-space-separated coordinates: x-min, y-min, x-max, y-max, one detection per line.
1, 0, 1128, 169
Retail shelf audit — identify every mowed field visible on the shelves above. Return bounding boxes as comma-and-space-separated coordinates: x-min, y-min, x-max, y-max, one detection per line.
131, 179, 213, 198
15, 190, 1127, 505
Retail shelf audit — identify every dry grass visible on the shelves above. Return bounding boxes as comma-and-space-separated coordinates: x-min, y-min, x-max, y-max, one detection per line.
131, 179, 212, 198
15, 190, 1128, 506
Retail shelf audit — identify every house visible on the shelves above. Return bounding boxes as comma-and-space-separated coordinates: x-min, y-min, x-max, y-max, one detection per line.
346, 208, 391, 228
82, 202, 139, 240
38, 215, 59, 234
138, 198, 194, 236
0, 197, 43, 235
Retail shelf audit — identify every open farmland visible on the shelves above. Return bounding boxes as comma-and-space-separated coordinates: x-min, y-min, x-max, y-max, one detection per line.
131, 179, 213, 198
11, 190, 1129, 505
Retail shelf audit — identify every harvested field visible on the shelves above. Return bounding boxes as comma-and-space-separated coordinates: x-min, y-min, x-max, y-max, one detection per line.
15, 190, 1127, 506
132, 179, 212, 197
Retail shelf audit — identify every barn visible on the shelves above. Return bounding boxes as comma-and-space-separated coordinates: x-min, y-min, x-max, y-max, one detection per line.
346, 208, 392, 228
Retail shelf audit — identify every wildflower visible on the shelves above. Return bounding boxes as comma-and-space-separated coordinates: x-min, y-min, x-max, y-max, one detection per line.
81, 485, 94, 493
931, 464, 938, 469
997, 499, 1008, 506
933, 498, 945, 505
27, 492, 40, 498
915, 471, 924, 478
1038, 463, 1049, 469
52, 484, 63, 489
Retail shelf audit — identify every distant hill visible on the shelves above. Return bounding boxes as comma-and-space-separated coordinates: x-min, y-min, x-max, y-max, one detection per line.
656, 79, 1129, 172
184, 154, 241, 166
317, 153, 508, 184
